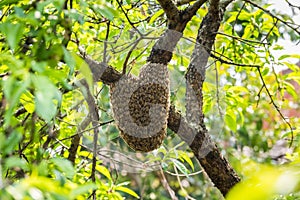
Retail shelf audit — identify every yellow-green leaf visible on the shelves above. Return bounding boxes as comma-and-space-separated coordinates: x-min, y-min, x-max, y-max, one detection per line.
115, 186, 140, 199
149, 9, 164, 24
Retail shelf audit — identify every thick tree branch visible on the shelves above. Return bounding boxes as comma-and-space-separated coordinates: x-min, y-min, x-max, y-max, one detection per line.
147, 0, 207, 64
185, 0, 240, 196
220, 0, 235, 8
84, 57, 122, 84
183, 0, 208, 22
157, 0, 180, 23
176, 0, 196, 6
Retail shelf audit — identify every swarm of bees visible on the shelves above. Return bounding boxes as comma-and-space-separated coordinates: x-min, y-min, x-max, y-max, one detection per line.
110, 62, 170, 152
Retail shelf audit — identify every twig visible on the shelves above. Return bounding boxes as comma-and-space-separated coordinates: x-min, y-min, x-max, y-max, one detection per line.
116, 0, 143, 36
103, 21, 110, 63
184, 0, 208, 19
0, 6, 10, 22
173, 165, 196, 200
244, 0, 300, 35
67, 114, 91, 163
256, 67, 294, 146
256, 85, 264, 108
285, 0, 300, 11
211, 53, 261, 68
157, 166, 178, 200
127, 40, 152, 66
97, 149, 161, 170
166, 169, 203, 176
51, 120, 114, 150
217, 32, 270, 45
261, 19, 278, 43
231, 3, 246, 61
214, 61, 224, 118
122, 38, 142, 74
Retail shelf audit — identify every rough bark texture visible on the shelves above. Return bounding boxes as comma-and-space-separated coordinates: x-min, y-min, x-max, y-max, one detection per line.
167, 106, 240, 196
184, 0, 241, 196
147, 0, 207, 64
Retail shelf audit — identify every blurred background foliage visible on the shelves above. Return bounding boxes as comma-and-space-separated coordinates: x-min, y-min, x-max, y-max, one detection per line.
0, 0, 300, 199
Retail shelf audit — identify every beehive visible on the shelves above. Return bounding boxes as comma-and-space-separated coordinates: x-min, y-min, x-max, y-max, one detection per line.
110, 62, 170, 152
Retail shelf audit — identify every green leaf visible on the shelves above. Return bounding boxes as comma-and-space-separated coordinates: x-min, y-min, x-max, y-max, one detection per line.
3, 76, 30, 126
98, 8, 114, 21
238, 11, 252, 21
178, 150, 194, 171
278, 54, 290, 61
261, 67, 269, 76
72, 52, 93, 90
115, 186, 140, 199
0, 0, 19, 7
283, 62, 299, 72
149, 9, 164, 24
237, 109, 244, 126
0, 22, 24, 51
96, 165, 112, 181
243, 24, 253, 39
227, 86, 249, 94
93, 3, 118, 21
171, 158, 189, 176
284, 81, 297, 99
279, 54, 300, 61
20, 92, 35, 113
63, 48, 75, 76
225, 109, 237, 132
70, 183, 97, 198
115, 181, 130, 187
155, 146, 167, 156
109, 192, 124, 200
32, 75, 61, 122
51, 158, 75, 179
53, 0, 65, 10
227, 165, 299, 200
5, 156, 28, 170
2, 130, 22, 155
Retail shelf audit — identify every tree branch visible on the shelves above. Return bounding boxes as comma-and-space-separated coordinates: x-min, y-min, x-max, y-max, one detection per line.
210, 53, 261, 68
147, 0, 208, 64
157, 166, 178, 200
157, 0, 180, 23
183, 0, 208, 23
256, 67, 294, 146
176, 0, 196, 6
185, 0, 240, 196
220, 0, 235, 8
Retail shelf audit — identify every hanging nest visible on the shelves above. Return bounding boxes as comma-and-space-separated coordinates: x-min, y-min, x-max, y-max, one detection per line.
110, 62, 170, 152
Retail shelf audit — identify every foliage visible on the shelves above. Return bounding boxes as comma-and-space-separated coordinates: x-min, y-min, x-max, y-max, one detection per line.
0, 0, 300, 199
